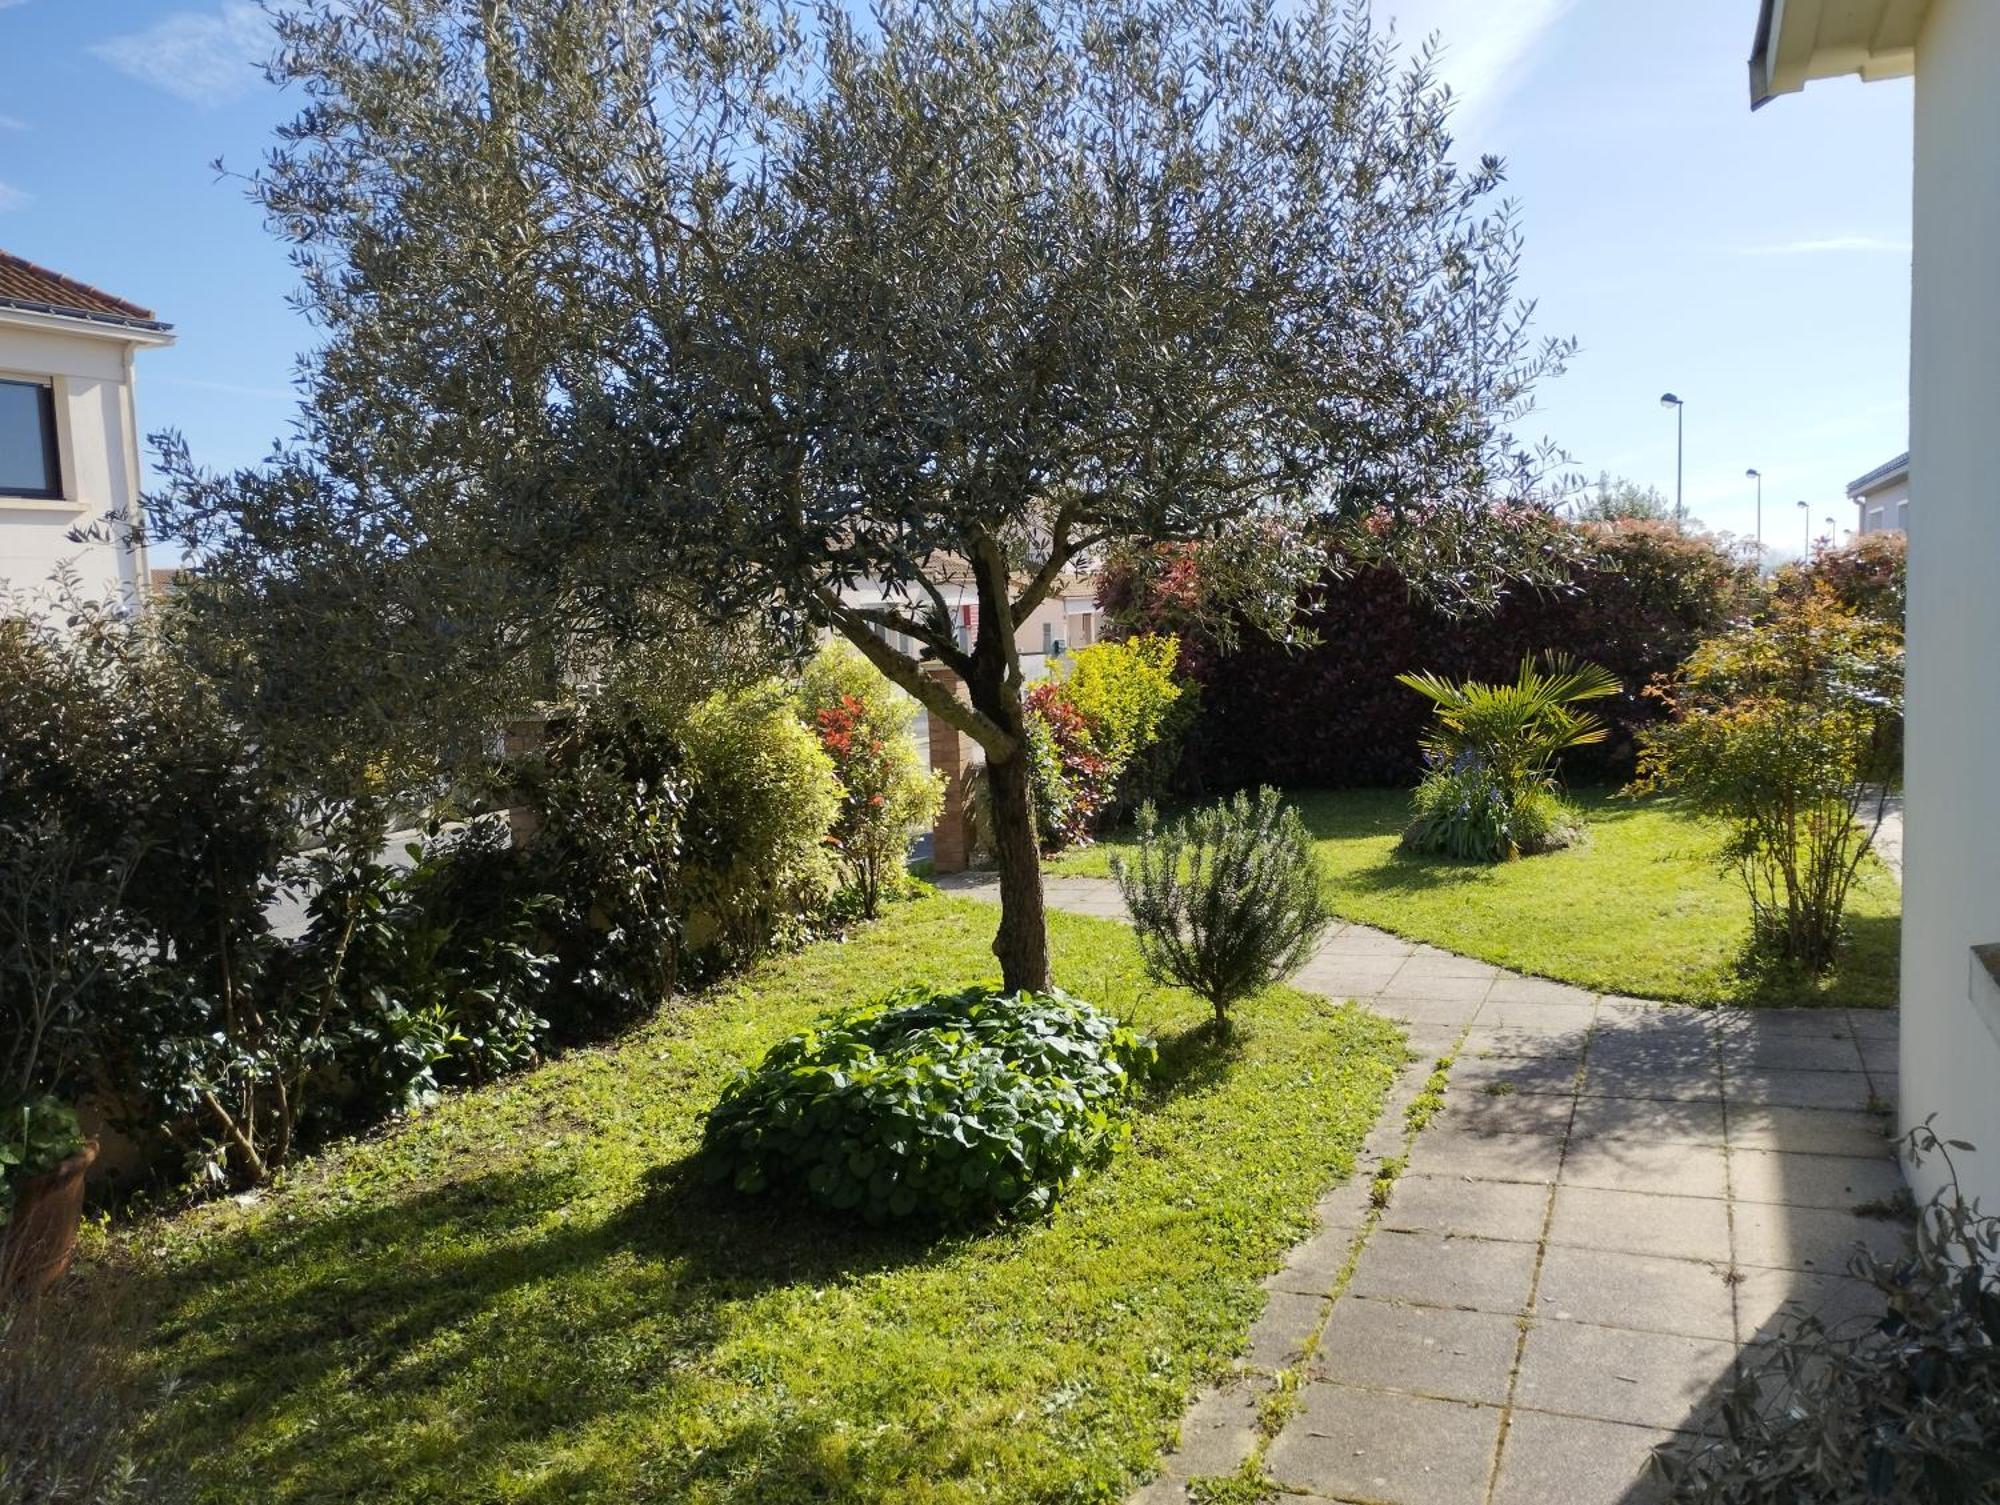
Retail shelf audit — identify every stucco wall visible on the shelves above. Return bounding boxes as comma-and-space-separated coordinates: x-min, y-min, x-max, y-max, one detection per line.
1903, 0, 2000, 1206
0, 319, 150, 615
1853, 474, 1909, 533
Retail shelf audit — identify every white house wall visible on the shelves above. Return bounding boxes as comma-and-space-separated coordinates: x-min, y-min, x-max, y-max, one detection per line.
1903, 0, 2000, 1208
0, 320, 150, 615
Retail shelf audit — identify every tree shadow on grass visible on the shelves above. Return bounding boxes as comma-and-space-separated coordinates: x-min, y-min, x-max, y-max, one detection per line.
1144, 1016, 1247, 1104
128, 1155, 974, 1504
1724, 911, 1902, 1009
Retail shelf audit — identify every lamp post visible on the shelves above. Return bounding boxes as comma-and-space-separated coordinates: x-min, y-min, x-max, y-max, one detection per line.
1797, 498, 1811, 558
1660, 393, 1685, 529
1745, 468, 1763, 569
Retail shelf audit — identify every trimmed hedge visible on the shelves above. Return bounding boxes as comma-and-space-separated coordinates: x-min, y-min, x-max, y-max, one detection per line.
1101, 518, 1752, 791
701, 984, 1155, 1222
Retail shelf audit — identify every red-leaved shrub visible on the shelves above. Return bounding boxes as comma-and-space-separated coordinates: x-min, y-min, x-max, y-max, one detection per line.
1102, 518, 1753, 791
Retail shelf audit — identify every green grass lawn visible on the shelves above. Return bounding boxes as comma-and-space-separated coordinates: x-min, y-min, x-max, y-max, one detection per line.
1052, 788, 1901, 1007
122, 895, 1403, 1505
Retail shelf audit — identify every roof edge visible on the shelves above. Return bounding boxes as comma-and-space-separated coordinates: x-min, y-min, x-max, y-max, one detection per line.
0, 297, 175, 337
1845, 450, 1910, 497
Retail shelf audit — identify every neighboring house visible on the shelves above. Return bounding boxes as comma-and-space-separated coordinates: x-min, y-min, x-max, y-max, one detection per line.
0, 249, 174, 617
1846, 450, 1909, 535
1751, 0, 2000, 1210
839, 557, 1100, 687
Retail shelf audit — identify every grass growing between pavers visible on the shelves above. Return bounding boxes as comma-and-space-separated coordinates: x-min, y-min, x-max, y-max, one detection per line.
120, 894, 1403, 1505
1052, 788, 1900, 1007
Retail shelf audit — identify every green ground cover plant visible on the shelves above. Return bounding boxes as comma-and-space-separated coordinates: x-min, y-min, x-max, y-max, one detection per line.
702, 985, 1154, 1221
1054, 789, 1900, 1006
119, 896, 1402, 1504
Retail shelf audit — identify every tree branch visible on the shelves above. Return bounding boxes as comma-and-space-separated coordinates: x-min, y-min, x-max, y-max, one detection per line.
815, 588, 1017, 756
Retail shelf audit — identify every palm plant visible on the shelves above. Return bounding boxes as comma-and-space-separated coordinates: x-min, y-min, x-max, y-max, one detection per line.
1397, 654, 1622, 807
1396, 654, 1621, 861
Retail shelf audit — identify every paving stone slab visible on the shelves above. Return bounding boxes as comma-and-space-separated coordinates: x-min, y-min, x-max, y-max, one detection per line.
1345, 1229, 1541, 1315
1266, 1383, 1502, 1505
1379, 972, 1494, 1005
1725, 1105, 1893, 1156
1313, 1296, 1523, 1404
1547, 1185, 1733, 1263
1447, 1054, 1581, 1097
1402, 1126, 1565, 1185
1397, 951, 1504, 981
1431, 1089, 1576, 1139
1244, 1288, 1331, 1369
1724, 1068, 1880, 1111
1726, 1148, 1905, 1210
1378, 1174, 1552, 1243
1490, 1410, 1673, 1505
1729, 1201, 1910, 1273
1484, 975, 1599, 1008
1267, 1222, 1367, 1296
1315, 927, 1418, 958
1513, 1321, 1735, 1432
1733, 1266, 1888, 1342
1719, 1034, 1867, 1073
1459, 1024, 1590, 1060
1163, 1382, 1264, 1477
1533, 1245, 1737, 1342
1558, 1138, 1731, 1200
1568, 1095, 1728, 1146
1579, 1058, 1724, 1103
1476, 998, 1600, 1032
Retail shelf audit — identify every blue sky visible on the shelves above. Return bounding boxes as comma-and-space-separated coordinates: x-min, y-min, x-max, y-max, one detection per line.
0, 0, 1913, 558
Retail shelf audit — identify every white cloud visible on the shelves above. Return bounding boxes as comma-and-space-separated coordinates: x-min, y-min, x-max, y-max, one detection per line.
0, 115, 26, 131
0, 1, 34, 11
1739, 234, 1913, 256
88, 2, 272, 107
0, 182, 31, 212
1378, 0, 1581, 137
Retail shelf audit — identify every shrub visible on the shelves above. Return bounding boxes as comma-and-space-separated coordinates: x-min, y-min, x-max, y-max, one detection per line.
513, 694, 692, 1030
678, 680, 843, 973
799, 642, 943, 917
1022, 680, 1115, 852
1403, 759, 1580, 862
1101, 519, 1752, 790
1396, 653, 1618, 861
1656, 1122, 1997, 1503
1112, 788, 1327, 1025
1058, 634, 1191, 813
1636, 588, 1902, 973
701, 984, 1155, 1222
1797, 529, 1907, 625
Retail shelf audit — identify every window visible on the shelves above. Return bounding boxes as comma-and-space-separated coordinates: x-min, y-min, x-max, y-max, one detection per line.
1897, 499, 1910, 533
1867, 505, 1884, 533
0, 378, 61, 499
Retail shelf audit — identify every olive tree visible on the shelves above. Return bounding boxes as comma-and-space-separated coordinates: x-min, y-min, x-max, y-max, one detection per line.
152, 0, 1567, 991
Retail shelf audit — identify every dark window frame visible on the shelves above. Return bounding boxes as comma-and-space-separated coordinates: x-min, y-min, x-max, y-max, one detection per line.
0, 377, 64, 500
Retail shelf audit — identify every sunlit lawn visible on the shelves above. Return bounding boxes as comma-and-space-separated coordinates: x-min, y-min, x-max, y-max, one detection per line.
124, 895, 1403, 1504
1052, 788, 1900, 1007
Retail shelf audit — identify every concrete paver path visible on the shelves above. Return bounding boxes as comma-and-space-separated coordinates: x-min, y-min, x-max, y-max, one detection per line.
938, 873, 1904, 1505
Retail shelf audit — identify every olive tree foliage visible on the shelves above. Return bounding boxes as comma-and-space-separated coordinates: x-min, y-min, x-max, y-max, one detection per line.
149, 0, 1570, 990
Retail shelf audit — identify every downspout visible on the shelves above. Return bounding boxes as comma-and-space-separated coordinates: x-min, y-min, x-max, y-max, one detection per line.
118, 341, 151, 615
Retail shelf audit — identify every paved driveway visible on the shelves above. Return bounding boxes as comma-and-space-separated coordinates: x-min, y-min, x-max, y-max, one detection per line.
938, 873, 1903, 1505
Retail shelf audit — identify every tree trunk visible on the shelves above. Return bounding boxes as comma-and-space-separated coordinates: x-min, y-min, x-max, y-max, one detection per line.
983, 741, 1051, 993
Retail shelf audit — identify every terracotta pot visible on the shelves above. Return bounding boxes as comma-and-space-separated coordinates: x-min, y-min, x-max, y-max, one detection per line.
1, 1139, 98, 1299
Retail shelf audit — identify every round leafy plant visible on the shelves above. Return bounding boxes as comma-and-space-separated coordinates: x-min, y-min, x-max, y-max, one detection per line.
701, 985, 1155, 1222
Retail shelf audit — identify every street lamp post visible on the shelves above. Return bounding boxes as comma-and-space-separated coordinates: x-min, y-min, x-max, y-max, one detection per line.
1660, 393, 1685, 529
1745, 468, 1763, 569
1797, 499, 1811, 558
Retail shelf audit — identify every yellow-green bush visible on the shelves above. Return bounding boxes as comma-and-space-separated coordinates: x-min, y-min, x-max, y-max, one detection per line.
679, 680, 843, 971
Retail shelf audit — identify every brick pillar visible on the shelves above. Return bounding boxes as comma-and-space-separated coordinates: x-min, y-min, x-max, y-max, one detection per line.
923, 664, 982, 873
502, 712, 552, 848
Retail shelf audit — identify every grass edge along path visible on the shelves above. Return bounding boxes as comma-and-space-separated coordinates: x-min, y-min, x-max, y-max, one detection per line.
1053, 787, 1899, 1007
121, 894, 1404, 1505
